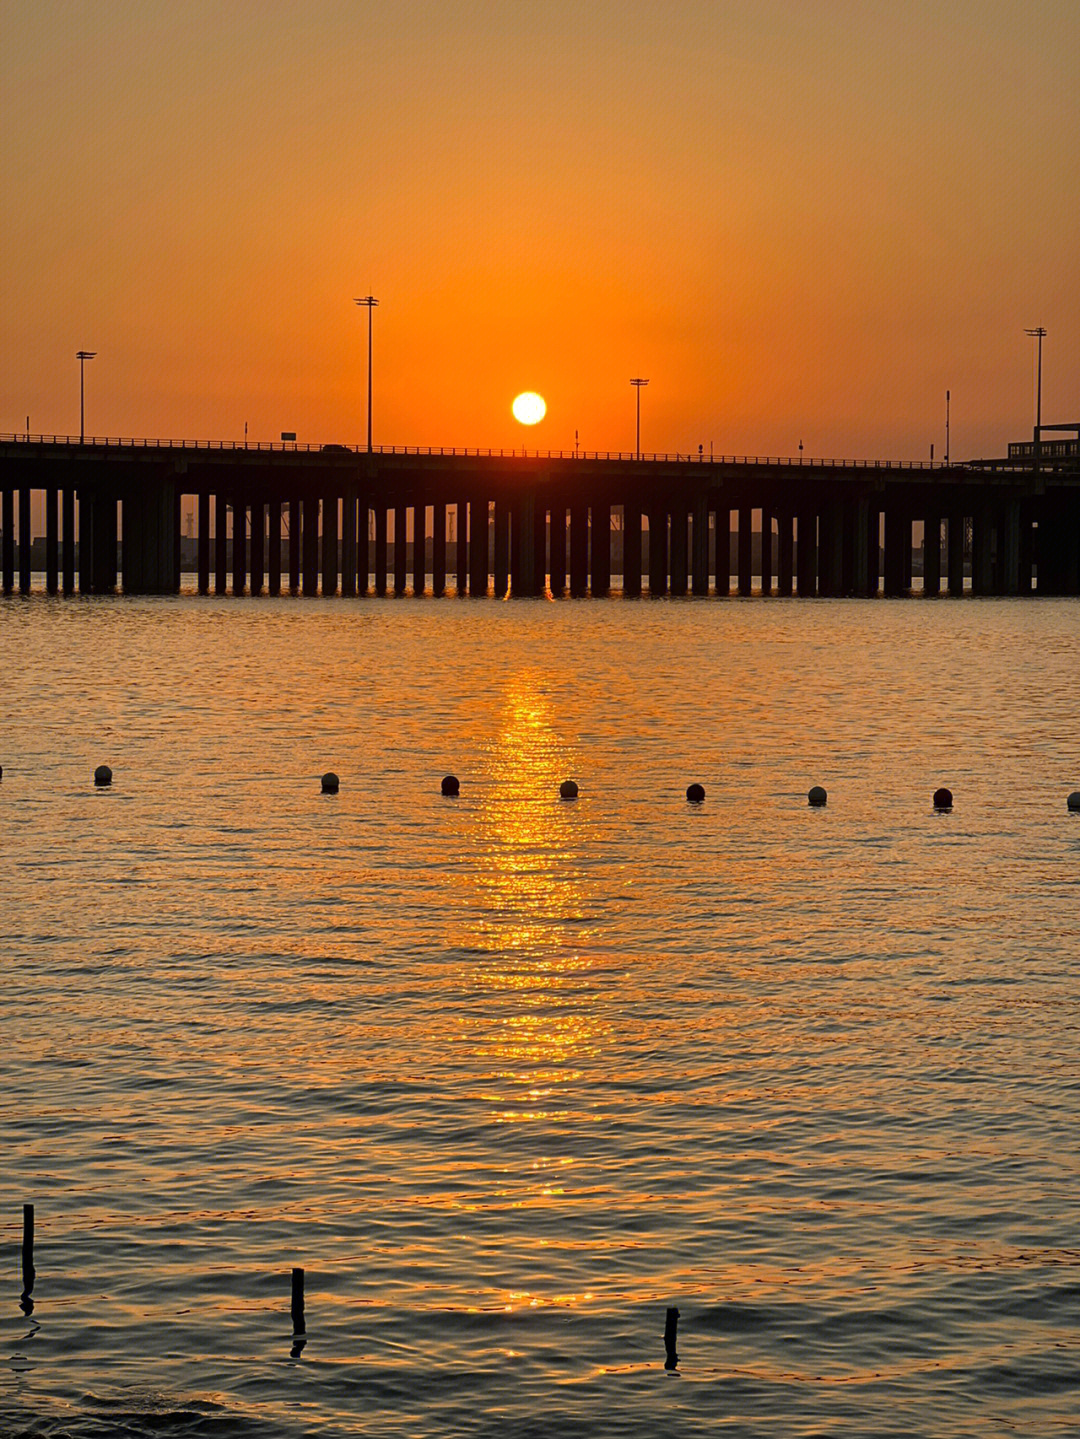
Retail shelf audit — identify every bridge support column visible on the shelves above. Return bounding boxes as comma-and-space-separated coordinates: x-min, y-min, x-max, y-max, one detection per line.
19, 486, 31, 593
591, 503, 610, 596
410, 504, 426, 596
493, 498, 510, 597
3, 490, 14, 593
320, 496, 337, 596
759, 509, 773, 596
469, 498, 489, 597
622, 503, 642, 596
1000, 501, 1021, 596
776, 512, 793, 596
669, 506, 688, 595
947, 512, 965, 595
432, 502, 447, 597
45, 489, 58, 594
453, 500, 468, 594
341, 491, 357, 597
883, 510, 907, 596
847, 498, 869, 596
302, 498, 319, 596
62, 489, 76, 594
647, 508, 668, 596
531, 497, 547, 595
289, 497, 302, 592
971, 509, 993, 595
691, 497, 709, 594
267, 500, 282, 595
89, 493, 118, 594
796, 511, 816, 596
569, 502, 589, 597
1017, 505, 1034, 594
232, 497, 247, 595
392, 503, 407, 595
215, 494, 228, 593
923, 513, 941, 595
548, 506, 566, 594
737, 506, 753, 596
374, 506, 388, 595
197, 493, 210, 594
123, 478, 178, 594
250, 502, 265, 595
818, 503, 843, 597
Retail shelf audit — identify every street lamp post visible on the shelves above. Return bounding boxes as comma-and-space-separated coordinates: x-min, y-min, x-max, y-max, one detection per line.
76, 351, 96, 443
630, 378, 648, 459
1026, 327, 1046, 483
354, 296, 379, 452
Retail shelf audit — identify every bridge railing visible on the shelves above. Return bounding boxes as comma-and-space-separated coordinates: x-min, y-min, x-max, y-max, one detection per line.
1, 431, 954, 471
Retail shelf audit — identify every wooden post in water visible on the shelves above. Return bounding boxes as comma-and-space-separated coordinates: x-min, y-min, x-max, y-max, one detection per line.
21, 1204, 35, 1311
290, 1266, 306, 1358
664, 1306, 678, 1370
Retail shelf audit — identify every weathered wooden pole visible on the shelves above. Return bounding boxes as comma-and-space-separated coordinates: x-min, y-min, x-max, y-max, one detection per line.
20, 1204, 35, 1312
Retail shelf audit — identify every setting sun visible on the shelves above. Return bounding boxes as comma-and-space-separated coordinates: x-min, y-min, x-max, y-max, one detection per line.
512, 392, 546, 426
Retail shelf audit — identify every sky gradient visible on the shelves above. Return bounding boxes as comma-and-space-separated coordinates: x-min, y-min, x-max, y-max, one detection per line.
2, 0, 1077, 459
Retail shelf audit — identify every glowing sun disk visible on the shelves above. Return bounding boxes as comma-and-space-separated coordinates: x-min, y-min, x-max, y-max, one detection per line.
512, 392, 546, 425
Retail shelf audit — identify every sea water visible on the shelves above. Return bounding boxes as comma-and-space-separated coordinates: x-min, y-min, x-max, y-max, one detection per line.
2, 592, 1079, 1437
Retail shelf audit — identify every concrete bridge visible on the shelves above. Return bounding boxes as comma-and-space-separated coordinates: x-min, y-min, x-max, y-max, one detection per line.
2, 432, 1078, 598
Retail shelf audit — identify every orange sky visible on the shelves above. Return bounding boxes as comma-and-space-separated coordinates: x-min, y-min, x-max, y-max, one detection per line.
2, 1, 1077, 460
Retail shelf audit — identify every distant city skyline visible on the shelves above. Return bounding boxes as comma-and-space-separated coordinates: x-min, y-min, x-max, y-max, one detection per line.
2, 1, 1077, 460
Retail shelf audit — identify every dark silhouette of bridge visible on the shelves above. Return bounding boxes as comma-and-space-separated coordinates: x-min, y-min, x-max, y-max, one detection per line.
1, 430, 1078, 598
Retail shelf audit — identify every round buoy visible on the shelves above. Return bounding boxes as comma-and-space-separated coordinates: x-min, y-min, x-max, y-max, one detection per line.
933, 787, 953, 810
686, 783, 705, 803
441, 774, 460, 797
559, 779, 579, 800
321, 771, 339, 794
1067, 792, 1080, 812
808, 785, 827, 807
94, 765, 112, 787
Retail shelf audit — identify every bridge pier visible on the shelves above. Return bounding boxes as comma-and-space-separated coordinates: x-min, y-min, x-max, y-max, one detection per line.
432, 501, 447, 597
412, 504, 427, 596
883, 510, 908, 596
123, 476, 178, 594
759, 508, 773, 596
531, 496, 547, 596
493, 498, 510, 598
923, 512, 941, 595
322, 496, 338, 596
796, 511, 816, 596
197, 493, 210, 593
340, 492, 356, 597
775, 511, 793, 596
623, 503, 642, 596
737, 507, 752, 596
2, 490, 14, 593
232, 497, 247, 596
469, 498, 488, 597
669, 505, 688, 596
19, 486, 31, 593
591, 503, 611, 597
251, 502, 265, 595
268, 498, 283, 595
44, 488, 58, 594
62, 489, 76, 594
647, 508, 668, 596
971, 508, 993, 595
818, 503, 843, 598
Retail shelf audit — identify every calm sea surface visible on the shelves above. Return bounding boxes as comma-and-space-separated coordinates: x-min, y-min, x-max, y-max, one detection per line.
3, 590, 1079, 1438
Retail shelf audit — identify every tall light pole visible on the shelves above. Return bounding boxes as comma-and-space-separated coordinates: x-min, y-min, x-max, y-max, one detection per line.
945, 389, 950, 466
354, 296, 378, 452
76, 351, 96, 443
630, 377, 648, 459
1025, 327, 1046, 433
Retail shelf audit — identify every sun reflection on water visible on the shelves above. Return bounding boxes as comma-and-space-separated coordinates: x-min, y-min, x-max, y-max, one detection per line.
455, 674, 608, 1133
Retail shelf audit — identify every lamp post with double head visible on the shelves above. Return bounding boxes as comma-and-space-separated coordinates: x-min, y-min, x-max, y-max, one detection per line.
76, 351, 96, 443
